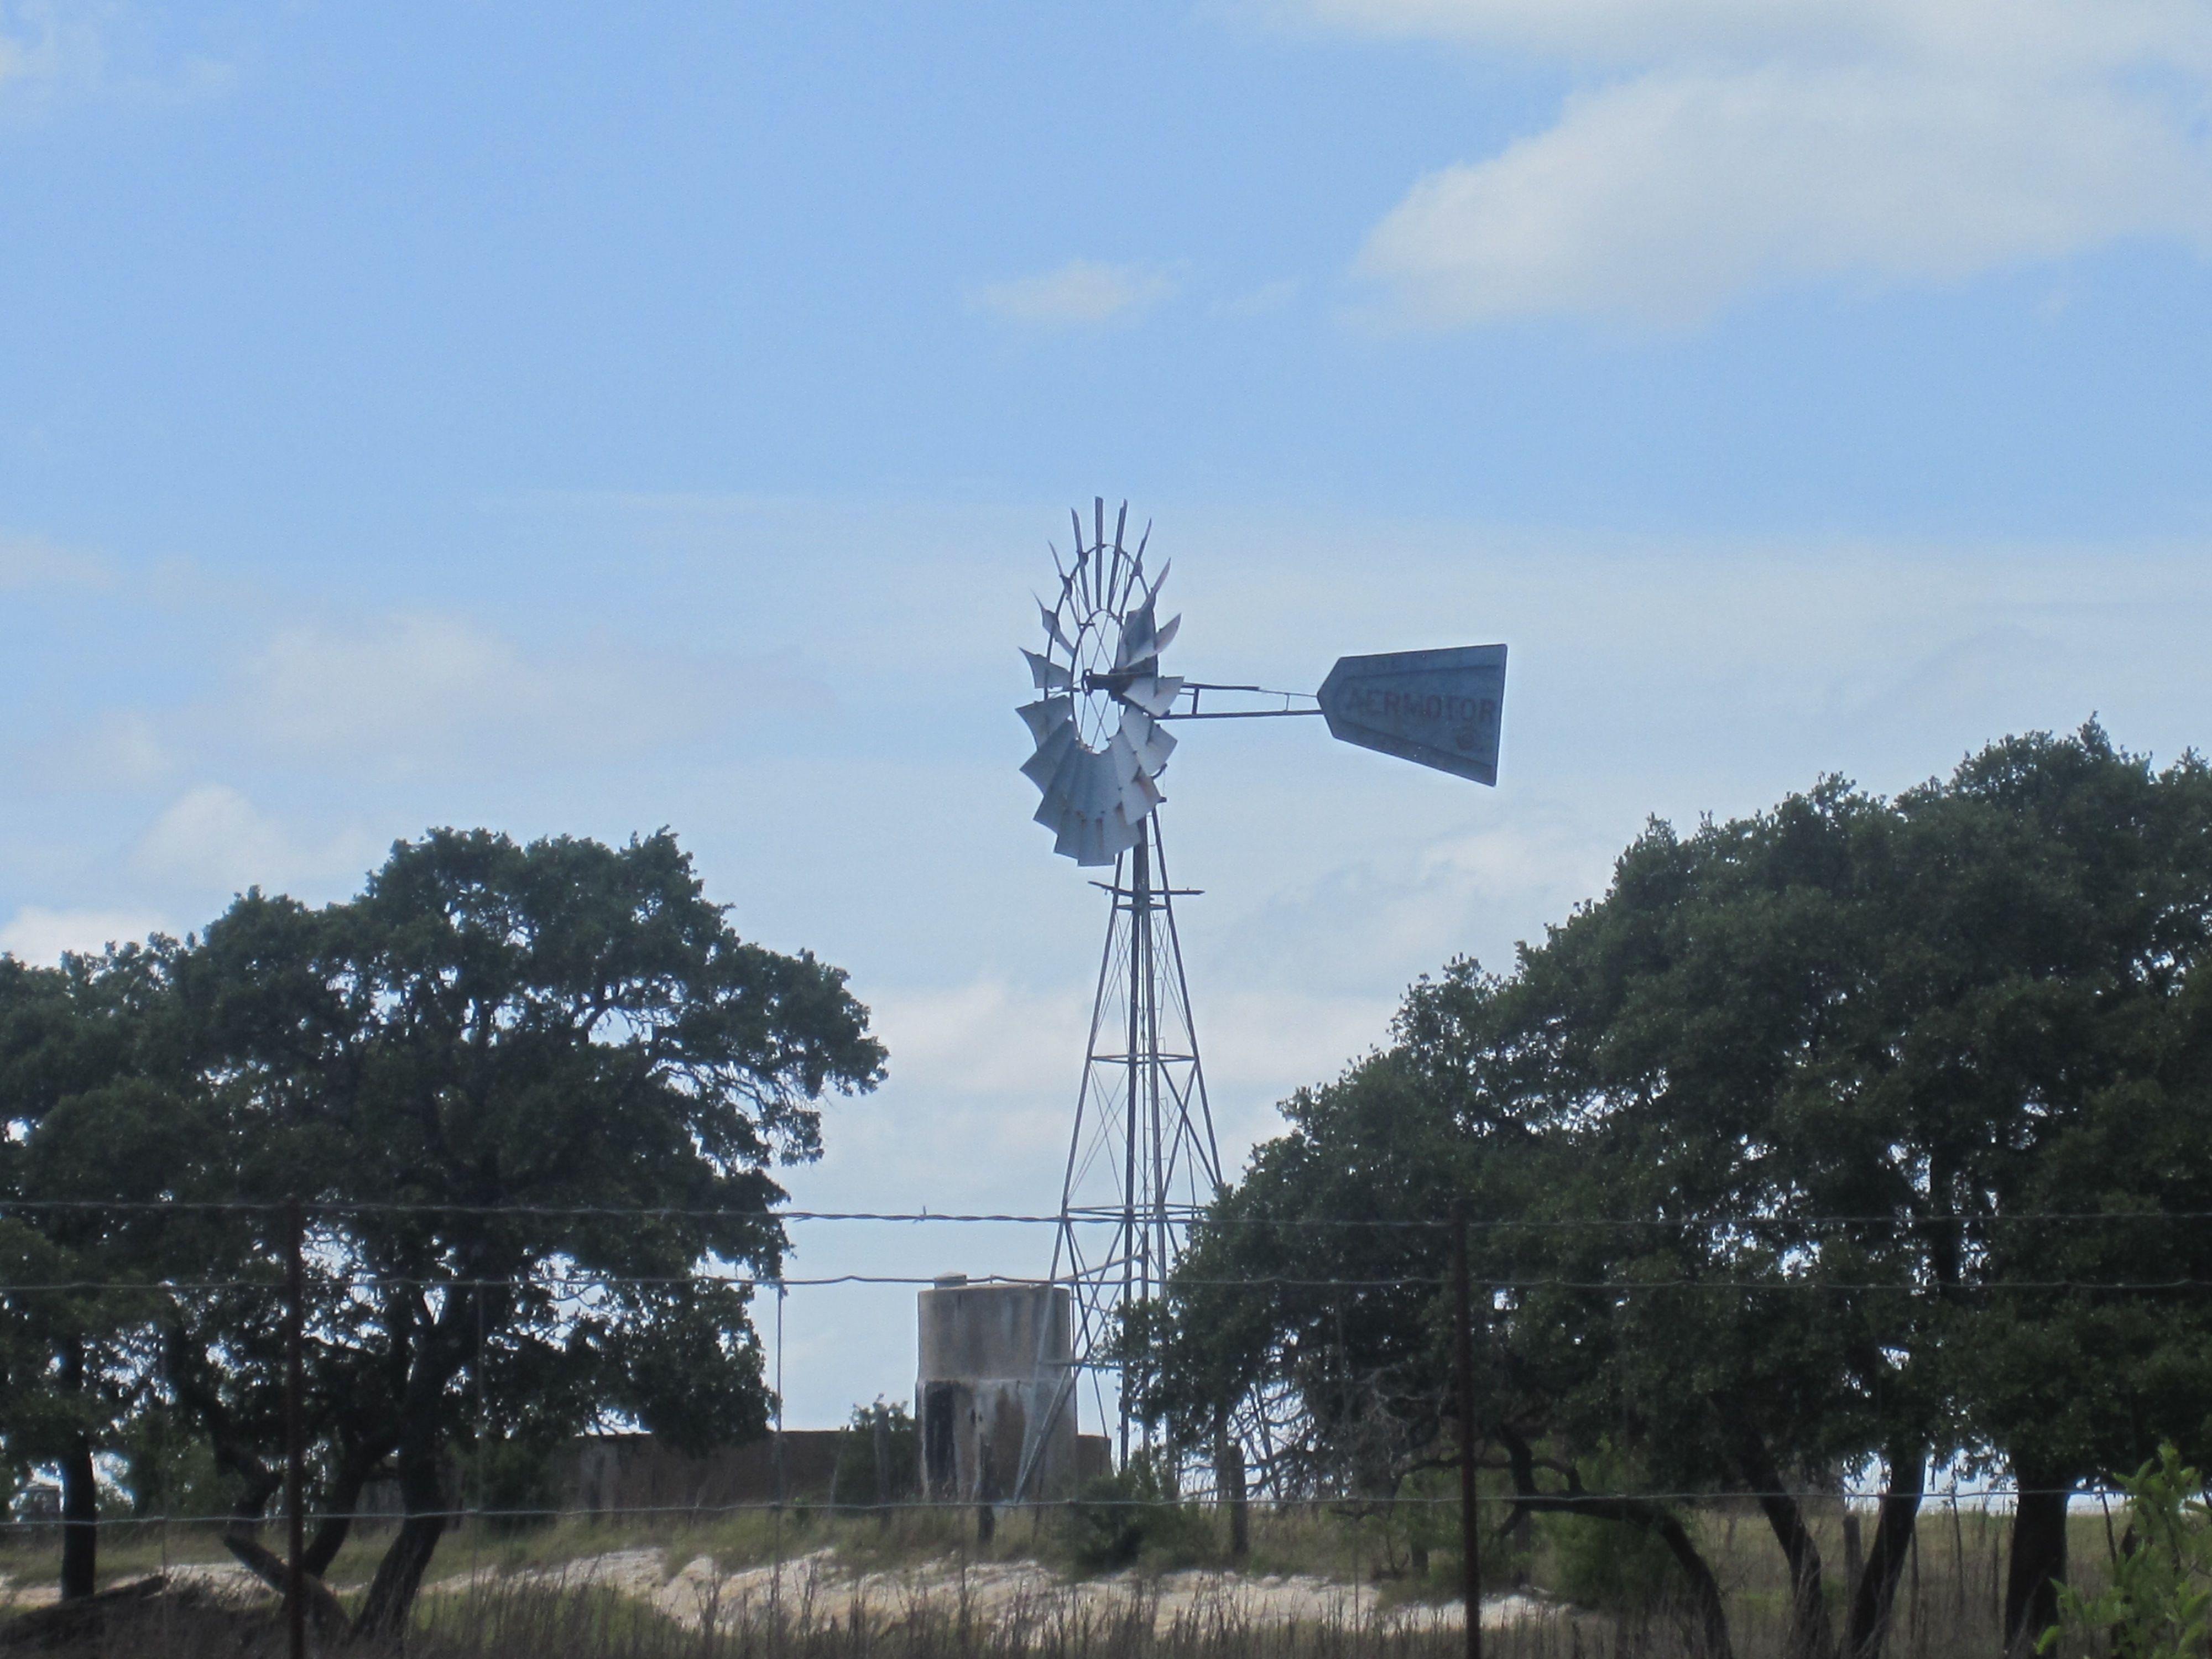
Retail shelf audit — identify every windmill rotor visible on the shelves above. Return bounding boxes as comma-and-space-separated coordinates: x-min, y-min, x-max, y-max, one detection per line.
1016, 503, 1184, 867
1019, 507, 1508, 867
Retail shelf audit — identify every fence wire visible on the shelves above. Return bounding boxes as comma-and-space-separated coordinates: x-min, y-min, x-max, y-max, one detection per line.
0, 1197, 2194, 1659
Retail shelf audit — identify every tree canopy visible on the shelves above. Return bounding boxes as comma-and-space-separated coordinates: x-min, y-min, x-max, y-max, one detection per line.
1140, 725, 2212, 1659
0, 827, 883, 1635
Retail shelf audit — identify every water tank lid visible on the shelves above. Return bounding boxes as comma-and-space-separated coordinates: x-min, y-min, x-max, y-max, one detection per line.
933, 1272, 969, 1288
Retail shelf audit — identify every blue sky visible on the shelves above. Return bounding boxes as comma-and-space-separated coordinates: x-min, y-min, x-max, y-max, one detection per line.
4, 0, 2211, 1423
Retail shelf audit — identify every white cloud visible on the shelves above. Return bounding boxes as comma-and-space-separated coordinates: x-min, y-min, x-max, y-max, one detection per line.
870, 979, 1089, 1102
1200, 986, 1397, 1104
0, 3, 70, 99
869, 974, 1392, 1126
0, 530, 109, 590
131, 783, 373, 895
1304, 0, 2212, 71
17, 607, 806, 792
245, 613, 539, 763
79, 709, 169, 786
230, 611, 780, 777
0, 906, 170, 963
1323, 0, 2212, 325
1206, 809, 1620, 999
0, 3, 236, 118
974, 260, 1177, 327
1213, 277, 1302, 318
20, 708, 173, 790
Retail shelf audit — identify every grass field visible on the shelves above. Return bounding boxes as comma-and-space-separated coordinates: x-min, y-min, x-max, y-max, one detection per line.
0, 1496, 2125, 1657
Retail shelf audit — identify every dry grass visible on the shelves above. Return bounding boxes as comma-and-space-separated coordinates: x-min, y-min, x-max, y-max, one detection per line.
0, 1498, 2127, 1657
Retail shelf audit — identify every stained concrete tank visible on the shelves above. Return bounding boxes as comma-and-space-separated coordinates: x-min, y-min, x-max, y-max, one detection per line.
917, 1276, 1078, 1504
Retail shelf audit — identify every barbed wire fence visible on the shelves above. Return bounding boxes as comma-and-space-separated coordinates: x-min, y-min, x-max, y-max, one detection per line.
0, 1200, 2198, 1656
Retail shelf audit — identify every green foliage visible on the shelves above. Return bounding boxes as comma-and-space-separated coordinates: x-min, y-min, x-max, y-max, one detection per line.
0, 826, 883, 1627
472, 1433, 565, 1535
831, 1399, 917, 1509
1528, 1449, 1683, 1615
1139, 723, 2212, 1659
0, 941, 225, 1597
1541, 1508, 1683, 1614
165, 827, 883, 1633
1066, 1452, 1215, 1574
2040, 1444, 2212, 1658
118, 1404, 231, 1519
1389, 1467, 1460, 1585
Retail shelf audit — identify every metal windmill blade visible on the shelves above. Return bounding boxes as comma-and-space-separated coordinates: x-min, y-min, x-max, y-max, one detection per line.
1015, 507, 1178, 868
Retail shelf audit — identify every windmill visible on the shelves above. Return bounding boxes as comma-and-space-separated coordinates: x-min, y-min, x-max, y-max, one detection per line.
1014, 499, 1507, 1484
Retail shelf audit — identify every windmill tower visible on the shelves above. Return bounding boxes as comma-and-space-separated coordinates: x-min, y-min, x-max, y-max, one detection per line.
1014, 500, 1216, 1469
1013, 499, 1508, 1484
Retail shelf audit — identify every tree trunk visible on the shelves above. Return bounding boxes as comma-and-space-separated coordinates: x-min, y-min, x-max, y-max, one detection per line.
2002, 1479, 2069, 1658
304, 1443, 379, 1577
1757, 1487, 1840, 1659
1215, 1418, 1250, 1559
1731, 1427, 1838, 1659
1647, 1504, 1730, 1656
1547, 1495, 1733, 1658
1497, 1426, 1733, 1659
1846, 1446, 1924, 1659
353, 1252, 494, 1639
353, 1445, 451, 1640
59, 1429, 97, 1602
57, 1339, 96, 1603
221, 1532, 349, 1637
872, 1409, 891, 1527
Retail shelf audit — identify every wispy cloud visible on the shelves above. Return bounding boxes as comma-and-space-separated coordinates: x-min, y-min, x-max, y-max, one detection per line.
221, 609, 818, 780
1317, 0, 2212, 326
870, 973, 1394, 1118
1212, 277, 1302, 319
0, 3, 72, 100
131, 784, 376, 895
0, 1, 237, 120
0, 906, 171, 964
973, 259, 1178, 327
0, 530, 111, 590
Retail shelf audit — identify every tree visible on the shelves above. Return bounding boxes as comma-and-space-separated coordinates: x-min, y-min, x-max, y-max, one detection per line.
1144, 725, 2212, 1659
1149, 785, 1938, 1659
1482, 782, 1947, 1659
0, 943, 222, 1601
166, 827, 884, 1637
1907, 732, 2212, 1652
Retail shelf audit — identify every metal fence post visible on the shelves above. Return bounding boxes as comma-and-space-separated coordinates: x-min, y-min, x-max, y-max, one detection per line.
1452, 1198, 1481, 1659
284, 1196, 306, 1659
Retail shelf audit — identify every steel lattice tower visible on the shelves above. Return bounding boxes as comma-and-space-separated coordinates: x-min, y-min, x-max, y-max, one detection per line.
1050, 811, 1222, 1463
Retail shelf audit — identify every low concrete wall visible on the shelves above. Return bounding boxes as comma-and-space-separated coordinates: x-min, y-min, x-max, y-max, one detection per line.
363, 1429, 1115, 1521
552, 1432, 843, 1516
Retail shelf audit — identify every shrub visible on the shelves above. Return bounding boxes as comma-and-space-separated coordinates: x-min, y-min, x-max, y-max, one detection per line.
1066, 1452, 1215, 1574
831, 1399, 919, 1510
1537, 1501, 1684, 1615
1520, 1445, 1683, 1615
2040, 1443, 2212, 1659
472, 1434, 562, 1535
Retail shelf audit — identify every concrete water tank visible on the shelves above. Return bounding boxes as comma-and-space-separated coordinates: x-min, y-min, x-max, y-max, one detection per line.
916, 1276, 1078, 1503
